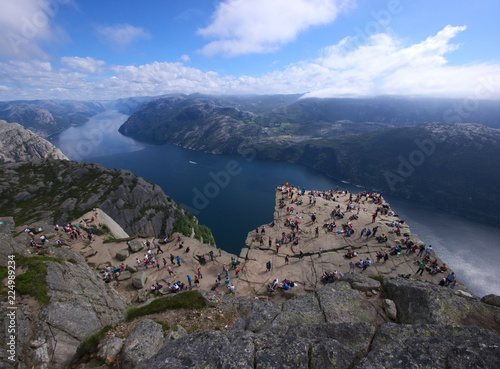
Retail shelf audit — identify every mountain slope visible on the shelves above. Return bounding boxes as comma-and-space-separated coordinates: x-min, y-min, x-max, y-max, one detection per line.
0, 100, 106, 137
0, 159, 213, 241
0, 120, 68, 163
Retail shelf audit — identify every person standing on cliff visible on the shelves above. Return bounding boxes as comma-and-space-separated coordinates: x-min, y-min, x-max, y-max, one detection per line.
417, 244, 425, 257
416, 261, 425, 276
285, 255, 289, 265
372, 213, 377, 223
266, 261, 271, 272
176, 256, 181, 266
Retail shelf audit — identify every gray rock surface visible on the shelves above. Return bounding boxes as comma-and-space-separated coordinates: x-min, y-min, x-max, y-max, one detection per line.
0, 240, 128, 369
116, 249, 129, 261
121, 319, 164, 369
117, 271, 132, 281
356, 325, 500, 369
97, 336, 124, 361
383, 299, 397, 321
166, 324, 188, 340
482, 294, 500, 307
341, 273, 381, 292
128, 240, 144, 253
0, 120, 68, 163
126, 264, 138, 273
385, 277, 500, 332
132, 271, 147, 289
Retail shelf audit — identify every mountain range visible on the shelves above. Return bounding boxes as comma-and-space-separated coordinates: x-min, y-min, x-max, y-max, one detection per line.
118, 94, 500, 224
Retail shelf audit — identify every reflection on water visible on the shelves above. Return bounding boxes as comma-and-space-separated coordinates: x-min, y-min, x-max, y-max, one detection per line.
50, 110, 145, 160
51, 110, 500, 297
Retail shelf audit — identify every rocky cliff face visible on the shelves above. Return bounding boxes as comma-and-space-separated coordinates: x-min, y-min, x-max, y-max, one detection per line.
0, 159, 199, 238
0, 219, 128, 369
119, 95, 265, 154
132, 276, 500, 369
0, 121, 68, 163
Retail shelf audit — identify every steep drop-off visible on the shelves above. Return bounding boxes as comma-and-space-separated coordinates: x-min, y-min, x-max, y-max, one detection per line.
0, 159, 212, 241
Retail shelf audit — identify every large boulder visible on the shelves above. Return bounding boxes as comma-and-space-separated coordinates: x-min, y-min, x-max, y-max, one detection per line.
137, 328, 357, 369
482, 294, 500, 307
383, 299, 397, 321
128, 240, 144, 253
116, 249, 129, 261
356, 324, 500, 369
385, 277, 500, 333
340, 274, 381, 292
97, 336, 124, 361
121, 319, 164, 369
132, 272, 147, 289
117, 271, 132, 281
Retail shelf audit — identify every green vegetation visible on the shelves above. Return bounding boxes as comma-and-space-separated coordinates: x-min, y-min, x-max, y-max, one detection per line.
173, 209, 215, 245
15, 254, 62, 304
126, 291, 207, 321
155, 320, 171, 333
103, 233, 152, 244
0, 266, 8, 280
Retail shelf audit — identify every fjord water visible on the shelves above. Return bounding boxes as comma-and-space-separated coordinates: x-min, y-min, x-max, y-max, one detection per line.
51, 110, 500, 297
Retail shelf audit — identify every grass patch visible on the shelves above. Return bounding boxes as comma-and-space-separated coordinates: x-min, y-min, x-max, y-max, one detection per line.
103, 234, 152, 244
0, 266, 8, 280
126, 291, 206, 321
14, 253, 63, 304
155, 320, 171, 333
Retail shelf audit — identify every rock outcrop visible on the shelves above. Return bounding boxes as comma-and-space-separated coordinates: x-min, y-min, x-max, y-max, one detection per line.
384, 277, 500, 332
0, 121, 68, 163
121, 319, 164, 368
0, 221, 128, 369
0, 159, 209, 239
135, 282, 500, 369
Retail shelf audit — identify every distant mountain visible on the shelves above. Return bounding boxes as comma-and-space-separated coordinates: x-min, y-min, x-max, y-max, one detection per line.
119, 94, 500, 224
0, 120, 67, 163
110, 96, 153, 115
0, 99, 106, 137
248, 122, 500, 223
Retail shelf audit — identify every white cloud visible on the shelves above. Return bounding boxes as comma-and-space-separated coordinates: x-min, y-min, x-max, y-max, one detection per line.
95, 24, 151, 51
180, 54, 190, 63
198, 0, 352, 56
1, 25, 500, 101
61, 56, 106, 74
0, 0, 65, 59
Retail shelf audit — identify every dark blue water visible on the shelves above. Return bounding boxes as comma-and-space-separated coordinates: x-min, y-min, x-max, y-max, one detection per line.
51, 111, 500, 297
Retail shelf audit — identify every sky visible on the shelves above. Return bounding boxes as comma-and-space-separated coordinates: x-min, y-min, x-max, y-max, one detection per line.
0, 0, 499, 101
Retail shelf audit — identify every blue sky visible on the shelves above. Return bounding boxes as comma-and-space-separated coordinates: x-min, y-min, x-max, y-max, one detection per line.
0, 0, 499, 100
